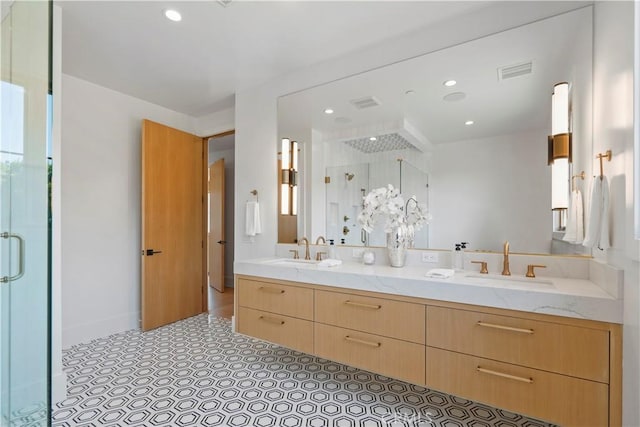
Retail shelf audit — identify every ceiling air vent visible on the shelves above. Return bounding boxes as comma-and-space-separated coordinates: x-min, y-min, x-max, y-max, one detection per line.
498, 61, 533, 81
349, 96, 381, 110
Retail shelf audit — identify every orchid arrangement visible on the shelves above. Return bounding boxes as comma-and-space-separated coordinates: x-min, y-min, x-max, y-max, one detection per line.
357, 185, 431, 245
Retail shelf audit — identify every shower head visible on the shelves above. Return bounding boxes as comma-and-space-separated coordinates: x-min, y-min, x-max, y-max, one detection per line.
345, 173, 355, 181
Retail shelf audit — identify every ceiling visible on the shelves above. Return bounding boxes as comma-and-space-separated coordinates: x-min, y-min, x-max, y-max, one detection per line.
57, 1, 495, 117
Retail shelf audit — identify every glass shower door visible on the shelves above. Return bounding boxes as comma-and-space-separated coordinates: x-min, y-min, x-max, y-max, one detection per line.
1, 1, 51, 425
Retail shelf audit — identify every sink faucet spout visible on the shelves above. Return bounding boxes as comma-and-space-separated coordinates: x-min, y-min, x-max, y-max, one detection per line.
502, 241, 511, 276
299, 237, 311, 260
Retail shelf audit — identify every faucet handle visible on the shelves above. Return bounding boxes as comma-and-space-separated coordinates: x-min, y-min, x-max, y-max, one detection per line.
526, 264, 546, 278
315, 251, 327, 261
289, 249, 299, 260
470, 261, 488, 274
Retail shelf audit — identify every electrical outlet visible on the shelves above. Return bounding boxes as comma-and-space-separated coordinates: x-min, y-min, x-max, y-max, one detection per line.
421, 252, 439, 263
352, 248, 365, 258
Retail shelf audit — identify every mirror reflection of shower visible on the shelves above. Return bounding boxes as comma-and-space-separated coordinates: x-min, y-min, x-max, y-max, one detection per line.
345, 172, 355, 181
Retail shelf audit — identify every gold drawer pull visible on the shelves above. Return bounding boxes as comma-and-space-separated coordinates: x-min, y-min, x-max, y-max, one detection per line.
344, 300, 382, 310
344, 335, 381, 347
259, 286, 285, 294
477, 366, 534, 384
259, 315, 285, 325
476, 321, 534, 334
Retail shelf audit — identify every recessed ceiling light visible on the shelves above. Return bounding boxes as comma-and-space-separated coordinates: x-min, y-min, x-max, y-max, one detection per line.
443, 92, 466, 102
369, 137, 377, 141
324, 108, 334, 114
164, 9, 182, 22
465, 120, 474, 126
444, 80, 457, 87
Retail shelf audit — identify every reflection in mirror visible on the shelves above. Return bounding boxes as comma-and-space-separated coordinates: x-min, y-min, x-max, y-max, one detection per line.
278, 7, 593, 255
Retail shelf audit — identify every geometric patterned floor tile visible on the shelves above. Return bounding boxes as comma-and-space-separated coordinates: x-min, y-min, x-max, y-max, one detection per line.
52, 314, 557, 427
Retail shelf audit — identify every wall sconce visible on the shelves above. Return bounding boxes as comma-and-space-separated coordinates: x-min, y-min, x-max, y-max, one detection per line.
548, 82, 571, 230
280, 138, 298, 215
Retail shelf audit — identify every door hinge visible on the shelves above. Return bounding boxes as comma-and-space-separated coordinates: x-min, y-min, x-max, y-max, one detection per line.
325, 176, 330, 184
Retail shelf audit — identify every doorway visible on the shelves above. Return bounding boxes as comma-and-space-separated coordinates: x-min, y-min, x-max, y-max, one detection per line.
207, 132, 235, 313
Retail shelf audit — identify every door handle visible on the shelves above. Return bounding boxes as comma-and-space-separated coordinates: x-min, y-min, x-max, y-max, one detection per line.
217, 240, 227, 245
1, 232, 25, 284
144, 249, 163, 256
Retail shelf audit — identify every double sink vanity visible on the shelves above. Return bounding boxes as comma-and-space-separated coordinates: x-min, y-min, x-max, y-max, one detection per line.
234, 245, 623, 427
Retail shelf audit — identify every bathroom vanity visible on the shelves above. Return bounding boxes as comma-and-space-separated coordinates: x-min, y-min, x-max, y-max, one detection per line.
234, 257, 622, 427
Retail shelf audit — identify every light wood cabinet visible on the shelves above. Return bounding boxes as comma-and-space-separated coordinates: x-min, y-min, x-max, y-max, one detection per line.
236, 306, 313, 354
236, 276, 314, 320
315, 290, 425, 344
234, 274, 621, 427
426, 305, 610, 382
426, 347, 609, 427
315, 323, 425, 384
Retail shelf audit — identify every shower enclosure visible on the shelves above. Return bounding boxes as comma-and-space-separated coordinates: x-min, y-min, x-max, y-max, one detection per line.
1, 1, 51, 425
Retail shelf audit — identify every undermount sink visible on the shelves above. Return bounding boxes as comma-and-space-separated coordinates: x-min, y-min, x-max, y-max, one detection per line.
263, 258, 321, 266
464, 273, 554, 288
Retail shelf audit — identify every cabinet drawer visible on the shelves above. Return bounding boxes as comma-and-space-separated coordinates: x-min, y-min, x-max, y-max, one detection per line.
426, 347, 608, 427
314, 323, 425, 385
237, 277, 314, 320
236, 307, 313, 354
426, 306, 609, 382
315, 290, 425, 344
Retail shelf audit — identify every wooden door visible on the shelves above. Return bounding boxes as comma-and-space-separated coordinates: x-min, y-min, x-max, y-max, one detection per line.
141, 119, 204, 331
208, 159, 225, 293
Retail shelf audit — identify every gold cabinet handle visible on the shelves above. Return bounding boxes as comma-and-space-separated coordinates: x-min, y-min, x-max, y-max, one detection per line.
259, 315, 285, 325
344, 300, 381, 310
259, 286, 285, 294
477, 366, 533, 384
476, 321, 534, 334
344, 335, 381, 347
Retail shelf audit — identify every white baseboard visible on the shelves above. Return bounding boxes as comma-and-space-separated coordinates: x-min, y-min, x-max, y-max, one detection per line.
62, 311, 139, 348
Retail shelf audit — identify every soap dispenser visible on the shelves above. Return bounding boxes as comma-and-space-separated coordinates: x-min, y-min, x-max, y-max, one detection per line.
452, 244, 462, 270
460, 242, 468, 270
328, 239, 336, 259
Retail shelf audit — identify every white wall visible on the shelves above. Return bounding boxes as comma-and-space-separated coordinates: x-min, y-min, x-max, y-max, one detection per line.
60, 75, 196, 347
430, 129, 550, 253
234, 1, 593, 263
592, 2, 640, 425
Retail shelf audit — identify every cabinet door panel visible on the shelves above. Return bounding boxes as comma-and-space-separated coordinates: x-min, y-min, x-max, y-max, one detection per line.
426, 306, 609, 382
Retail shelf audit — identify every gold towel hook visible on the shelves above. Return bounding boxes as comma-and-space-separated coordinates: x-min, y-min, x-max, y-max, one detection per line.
596, 150, 612, 179
571, 171, 585, 192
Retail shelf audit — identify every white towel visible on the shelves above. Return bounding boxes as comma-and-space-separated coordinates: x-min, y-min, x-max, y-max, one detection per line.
318, 259, 342, 267
245, 201, 262, 236
425, 268, 455, 279
563, 190, 584, 244
583, 176, 610, 250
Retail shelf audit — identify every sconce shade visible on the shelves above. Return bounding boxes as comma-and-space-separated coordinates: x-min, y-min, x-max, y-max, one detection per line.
552, 158, 569, 210
548, 82, 572, 164
280, 138, 298, 215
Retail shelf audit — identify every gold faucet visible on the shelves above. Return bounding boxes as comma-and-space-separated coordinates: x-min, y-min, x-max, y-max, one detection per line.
299, 237, 311, 260
502, 241, 511, 276
315, 236, 326, 245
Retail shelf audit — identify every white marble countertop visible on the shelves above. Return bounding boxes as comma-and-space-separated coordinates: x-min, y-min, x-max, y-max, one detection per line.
235, 257, 623, 324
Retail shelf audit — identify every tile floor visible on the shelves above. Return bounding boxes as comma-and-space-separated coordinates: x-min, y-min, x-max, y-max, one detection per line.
51, 314, 556, 427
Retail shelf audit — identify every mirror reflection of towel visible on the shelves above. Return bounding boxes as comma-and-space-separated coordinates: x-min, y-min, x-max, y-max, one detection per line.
563, 190, 584, 244
583, 176, 610, 250
245, 201, 262, 236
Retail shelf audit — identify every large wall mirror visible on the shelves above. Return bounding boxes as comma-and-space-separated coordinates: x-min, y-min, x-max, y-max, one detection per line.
278, 6, 593, 255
